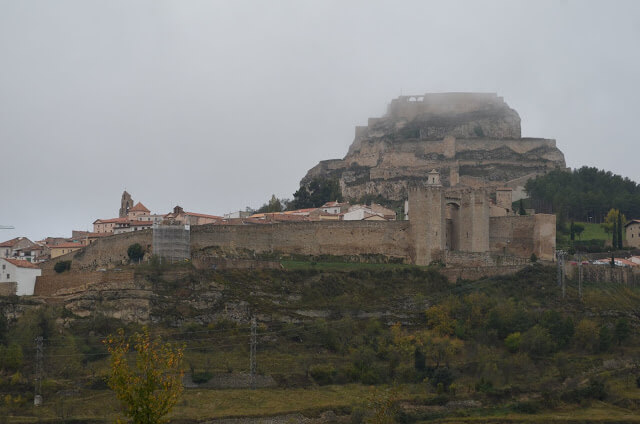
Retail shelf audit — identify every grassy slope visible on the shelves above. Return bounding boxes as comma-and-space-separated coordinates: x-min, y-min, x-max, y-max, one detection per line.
4, 264, 640, 423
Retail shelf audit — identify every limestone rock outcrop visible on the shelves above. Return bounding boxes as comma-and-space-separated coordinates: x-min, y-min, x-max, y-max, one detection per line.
302, 93, 566, 201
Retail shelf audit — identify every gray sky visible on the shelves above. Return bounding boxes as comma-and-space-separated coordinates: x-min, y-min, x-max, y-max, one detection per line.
2, 0, 640, 241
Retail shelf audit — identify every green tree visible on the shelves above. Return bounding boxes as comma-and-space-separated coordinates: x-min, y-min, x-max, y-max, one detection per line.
573, 223, 585, 239
127, 243, 145, 263
104, 328, 184, 424
518, 199, 526, 216
504, 332, 522, 353
599, 325, 614, 352
617, 211, 623, 249
256, 195, 288, 213
290, 177, 342, 209
520, 325, 556, 356
54, 260, 71, 273
574, 319, 599, 352
614, 318, 631, 346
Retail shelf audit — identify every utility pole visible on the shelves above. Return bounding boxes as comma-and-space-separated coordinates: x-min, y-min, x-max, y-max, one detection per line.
249, 317, 257, 390
34, 336, 43, 406
578, 261, 583, 300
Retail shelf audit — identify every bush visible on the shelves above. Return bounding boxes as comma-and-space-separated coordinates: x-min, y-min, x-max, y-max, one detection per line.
309, 364, 338, 386
191, 371, 213, 384
504, 332, 522, 353
430, 367, 454, 390
54, 260, 71, 273
521, 325, 556, 356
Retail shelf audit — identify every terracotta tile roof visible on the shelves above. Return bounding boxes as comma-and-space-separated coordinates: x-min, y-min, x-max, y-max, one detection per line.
186, 212, 222, 220
3, 258, 40, 269
87, 232, 110, 238
130, 221, 153, 227
0, 237, 22, 247
50, 243, 84, 249
94, 217, 129, 224
129, 202, 150, 213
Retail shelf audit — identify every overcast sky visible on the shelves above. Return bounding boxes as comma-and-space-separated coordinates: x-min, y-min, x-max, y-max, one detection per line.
2, 0, 640, 241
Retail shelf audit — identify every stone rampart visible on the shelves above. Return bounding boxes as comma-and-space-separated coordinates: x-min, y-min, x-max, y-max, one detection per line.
0, 282, 17, 296
564, 264, 640, 285
34, 270, 136, 297
489, 214, 555, 261
440, 265, 527, 282
192, 221, 412, 262
39, 231, 151, 273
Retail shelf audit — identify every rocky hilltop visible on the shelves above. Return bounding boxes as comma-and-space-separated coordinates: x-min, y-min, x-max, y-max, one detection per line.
303, 93, 566, 201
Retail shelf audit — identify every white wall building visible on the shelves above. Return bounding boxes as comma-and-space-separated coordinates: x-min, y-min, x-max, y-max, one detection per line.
0, 258, 41, 296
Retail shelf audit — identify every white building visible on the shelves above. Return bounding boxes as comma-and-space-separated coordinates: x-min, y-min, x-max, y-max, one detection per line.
0, 258, 42, 296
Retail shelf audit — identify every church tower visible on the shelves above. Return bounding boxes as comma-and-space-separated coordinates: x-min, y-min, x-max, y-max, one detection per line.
119, 191, 134, 218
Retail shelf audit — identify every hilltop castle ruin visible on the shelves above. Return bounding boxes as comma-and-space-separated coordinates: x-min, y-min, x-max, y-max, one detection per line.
304, 93, 566, 201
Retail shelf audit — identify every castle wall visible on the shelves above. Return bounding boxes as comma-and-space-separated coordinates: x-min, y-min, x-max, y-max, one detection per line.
489, 214, 555, 261
34, 270, 136, 297
407, 187, 445, 265
191, 221, 412, 262
39, 231, 151, 273
458, 190, 489, 252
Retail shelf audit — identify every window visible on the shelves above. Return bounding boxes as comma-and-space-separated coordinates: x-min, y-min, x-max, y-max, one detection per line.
6, 274, 9, 279
1, 265, 4, 270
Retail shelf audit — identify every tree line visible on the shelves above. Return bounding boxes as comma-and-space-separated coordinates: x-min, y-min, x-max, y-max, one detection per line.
525, 167, 640, 224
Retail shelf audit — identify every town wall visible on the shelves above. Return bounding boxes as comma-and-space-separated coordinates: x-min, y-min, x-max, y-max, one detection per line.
0, 282, 17, 296
192, 221, 412, 262
489, 214, 556, 261
441, 265, 527, 282
34, 270, 136, 297
39, 231, 151, 274
564, 263, 640, 285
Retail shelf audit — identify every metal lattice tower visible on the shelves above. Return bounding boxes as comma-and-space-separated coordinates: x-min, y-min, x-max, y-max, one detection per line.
34, 336, 43, 406
250, 317, 257, 390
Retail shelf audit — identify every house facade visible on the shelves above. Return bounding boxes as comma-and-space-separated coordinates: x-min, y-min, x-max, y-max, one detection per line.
0, 258, 41, 296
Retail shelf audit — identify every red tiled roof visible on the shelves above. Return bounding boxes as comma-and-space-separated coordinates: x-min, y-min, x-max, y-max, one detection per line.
94, 217, 129, 224
0, 237, 21, 247
3, 258, 40, 269
130, 221, 153, 227
50, 243, 84, 249
87, 232, 110, 238
186, 212, 222, 220
129, 202, 150, 213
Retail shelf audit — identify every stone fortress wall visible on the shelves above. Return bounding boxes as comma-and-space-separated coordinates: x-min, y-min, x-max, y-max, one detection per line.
36, 183, 554, 296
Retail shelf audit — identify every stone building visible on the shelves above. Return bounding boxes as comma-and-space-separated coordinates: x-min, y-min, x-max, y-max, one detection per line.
625, 220, 640, 248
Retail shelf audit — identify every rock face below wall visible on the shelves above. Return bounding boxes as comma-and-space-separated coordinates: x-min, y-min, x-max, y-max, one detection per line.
302, 93, 566, 201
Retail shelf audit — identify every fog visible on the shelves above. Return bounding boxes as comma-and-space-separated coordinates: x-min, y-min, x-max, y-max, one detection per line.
1, 0, 639, 240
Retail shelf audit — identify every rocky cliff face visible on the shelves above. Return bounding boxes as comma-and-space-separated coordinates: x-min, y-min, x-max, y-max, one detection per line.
302, 93, 566, 201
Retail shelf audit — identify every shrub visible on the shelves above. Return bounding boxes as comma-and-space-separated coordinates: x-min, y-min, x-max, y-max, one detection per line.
430, 367, 454, 390
54, 260, 71, 273
191, 371, 213, 384
574, 319, 599, 352
530, 253, 538, 263
521, 325, 556, 356
309, 364, 337, 385
504, 332, 522, 353
599, 325, 614, 352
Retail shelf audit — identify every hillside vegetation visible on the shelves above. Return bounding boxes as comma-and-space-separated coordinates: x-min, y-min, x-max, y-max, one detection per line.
1, 264, 640, 423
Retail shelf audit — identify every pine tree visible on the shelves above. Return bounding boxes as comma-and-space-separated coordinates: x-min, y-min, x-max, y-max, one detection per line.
617, 212, 623, 249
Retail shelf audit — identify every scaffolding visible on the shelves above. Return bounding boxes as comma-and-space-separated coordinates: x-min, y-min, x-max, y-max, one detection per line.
152, 223, 191, 262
